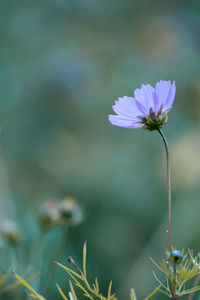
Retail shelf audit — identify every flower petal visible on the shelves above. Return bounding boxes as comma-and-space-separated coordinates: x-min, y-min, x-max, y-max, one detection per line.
112, 96, 144, 119
108, 115, 143, 128
163, 80, 176, 112
134, 84, 154, 113
155, 80, 175, 112
152, 90, 160, 113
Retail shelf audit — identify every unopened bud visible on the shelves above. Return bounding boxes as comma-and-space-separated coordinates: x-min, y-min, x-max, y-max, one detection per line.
170, 250, 184, 264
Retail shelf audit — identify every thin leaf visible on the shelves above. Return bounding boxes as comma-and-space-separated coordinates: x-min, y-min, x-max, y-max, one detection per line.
0, 273, 7, 288
152, 272, 169, 293
144, 285, 161, 300
158, 289, 170, 296
150, 257, 167, 275
12, 272, 45, 300
107, 281, 112, 298
56, 283, 69, 300
95, 278, 99, 293
67, 271, 93, 299
69, 280, 78, 300
69, 292, 74, 300
55, 262, 83, 280
0, 272, 40, 294
179, 285, 200, 296
130, 288, 137, 300
162, 259, 168, 274
26, 294, 39, 299
83, 242, 87, 278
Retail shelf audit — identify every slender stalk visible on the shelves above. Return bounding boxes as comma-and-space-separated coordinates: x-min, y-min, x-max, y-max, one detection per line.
42, 227, 69, 296
172, 263, 178, 300
9, 244, 18, 271
157, 129, 177, 299
169, 281, 178, 300
157, 128, 171, 252
187, 273, 200, 300
29, 229, 45, 268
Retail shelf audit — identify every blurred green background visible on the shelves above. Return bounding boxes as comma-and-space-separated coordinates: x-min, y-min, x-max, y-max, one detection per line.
1, 0, 200, 299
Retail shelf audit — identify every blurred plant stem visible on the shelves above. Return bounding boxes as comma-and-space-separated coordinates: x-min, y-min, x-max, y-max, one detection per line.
187, 273, 200, 300
9, 244, 18, 270
157, 128, 171, 252
42, 227, 69, 297
28, 229, 45, 271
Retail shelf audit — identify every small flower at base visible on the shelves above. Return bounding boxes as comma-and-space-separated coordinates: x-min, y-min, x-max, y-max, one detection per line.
170, 250, 184, 264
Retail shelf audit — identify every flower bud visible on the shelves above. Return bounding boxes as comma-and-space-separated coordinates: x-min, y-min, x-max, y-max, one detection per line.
170, 250, 184, 264
0, 219, 22, 244
58, 197, 83, 226
36, 200, 60, 229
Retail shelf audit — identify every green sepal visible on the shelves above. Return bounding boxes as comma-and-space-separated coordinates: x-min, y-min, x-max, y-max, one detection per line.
143, 112, 168, 131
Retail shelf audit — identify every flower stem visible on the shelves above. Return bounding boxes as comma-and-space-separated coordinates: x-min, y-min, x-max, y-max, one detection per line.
187, 273, 200, 300
42, 227, 69, 296
157, 128, 171, 252
157, 129, 177, 299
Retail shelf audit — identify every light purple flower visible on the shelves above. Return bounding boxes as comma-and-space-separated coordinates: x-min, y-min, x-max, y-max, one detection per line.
109, 80, 176, 131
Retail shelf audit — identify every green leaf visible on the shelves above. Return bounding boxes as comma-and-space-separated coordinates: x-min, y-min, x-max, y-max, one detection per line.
83, 242, 87, 278
144, 285, 161, 300
12, 272, 45, 300
56, 283, 69, 300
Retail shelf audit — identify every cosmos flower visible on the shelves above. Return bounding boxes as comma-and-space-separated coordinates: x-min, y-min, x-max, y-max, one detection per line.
109, 80, 176, 131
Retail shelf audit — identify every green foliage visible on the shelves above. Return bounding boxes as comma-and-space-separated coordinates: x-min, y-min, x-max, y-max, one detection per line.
0, 271, 40, 295
55, 243, 164, 300
12, 243, 139, 300
55, 242, 118, 300
10, 243, 200, 300
151, 249, 200, 297
12, 271, 45, 300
